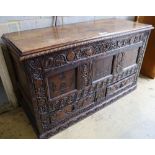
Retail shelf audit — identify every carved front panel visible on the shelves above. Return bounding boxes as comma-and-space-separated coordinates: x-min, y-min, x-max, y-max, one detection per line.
47, 69, 76, 99
112, 46, 141, 75
23, 30, 151, 138
122, 48, 139, 68
93, 55, 113, 81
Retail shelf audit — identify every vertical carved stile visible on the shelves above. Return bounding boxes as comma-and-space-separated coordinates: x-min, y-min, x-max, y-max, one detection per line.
24, 58, 50, 133
134, 31, 151, 83
77, 61, 93, 90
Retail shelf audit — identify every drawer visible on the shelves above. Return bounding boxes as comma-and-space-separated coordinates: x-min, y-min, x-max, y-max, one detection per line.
50, 94, 94, 126
48, 87, 95, 126
106, 74, 136, 97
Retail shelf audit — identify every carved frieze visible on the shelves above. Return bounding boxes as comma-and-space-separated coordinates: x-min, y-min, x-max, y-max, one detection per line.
42, 32, 146, 71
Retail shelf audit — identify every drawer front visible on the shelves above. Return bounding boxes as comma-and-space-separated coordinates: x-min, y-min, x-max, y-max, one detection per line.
106, 74, 136, 97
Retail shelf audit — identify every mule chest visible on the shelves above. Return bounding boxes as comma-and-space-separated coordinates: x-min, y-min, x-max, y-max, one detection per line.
2, 19, 153, 138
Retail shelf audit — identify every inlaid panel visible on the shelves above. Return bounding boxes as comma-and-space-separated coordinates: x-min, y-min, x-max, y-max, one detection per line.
47, 69, 76, 99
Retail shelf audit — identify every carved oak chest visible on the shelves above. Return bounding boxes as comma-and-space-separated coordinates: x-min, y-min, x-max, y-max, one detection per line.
2, 19, 153, 138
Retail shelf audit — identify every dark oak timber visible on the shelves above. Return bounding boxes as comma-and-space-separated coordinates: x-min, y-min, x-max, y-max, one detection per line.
2, 19, 153, 138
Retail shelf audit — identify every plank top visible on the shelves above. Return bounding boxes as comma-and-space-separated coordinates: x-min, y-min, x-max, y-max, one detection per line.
2, 18, 153, 59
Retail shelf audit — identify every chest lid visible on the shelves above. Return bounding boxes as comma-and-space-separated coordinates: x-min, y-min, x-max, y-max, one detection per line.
2, 18, 153, 61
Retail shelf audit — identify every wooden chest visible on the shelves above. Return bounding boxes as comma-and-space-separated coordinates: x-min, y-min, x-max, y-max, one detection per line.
2, 19, 153, 138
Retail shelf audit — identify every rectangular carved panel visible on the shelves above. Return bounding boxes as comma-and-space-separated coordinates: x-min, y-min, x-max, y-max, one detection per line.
112, 47, 140, 75
93, 55, 113, 81
122, 48, 139, 68
47, 69, 76, 99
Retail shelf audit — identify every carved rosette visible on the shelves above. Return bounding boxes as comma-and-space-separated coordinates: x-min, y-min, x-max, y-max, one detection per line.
67, 51, 75, 61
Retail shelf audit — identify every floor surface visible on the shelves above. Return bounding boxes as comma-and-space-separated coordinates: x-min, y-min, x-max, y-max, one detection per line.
0, 80, 9, 106
0, 75, 155, 139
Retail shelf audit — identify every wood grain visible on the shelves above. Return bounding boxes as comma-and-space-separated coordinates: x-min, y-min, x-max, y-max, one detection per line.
2, 19, 153, 59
